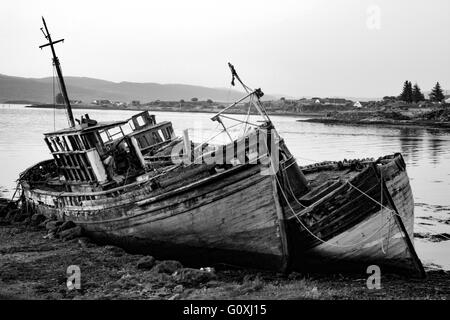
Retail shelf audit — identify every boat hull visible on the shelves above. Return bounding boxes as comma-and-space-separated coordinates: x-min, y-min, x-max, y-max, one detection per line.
21, 164, 290, 271
286, 155, 424, 277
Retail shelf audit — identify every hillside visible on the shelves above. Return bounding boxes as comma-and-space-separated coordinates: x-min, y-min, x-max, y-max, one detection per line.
0, 74, 277, 104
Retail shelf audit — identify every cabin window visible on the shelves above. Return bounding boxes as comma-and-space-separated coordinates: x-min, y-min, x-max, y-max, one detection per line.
99, 131, 110, 143
151, 132, 162, 144
136, 116, 146, 127
161, 127, 171, 140
49, 137, 59, 152
65, 135, 80, 151
54, 137, 66, 152
121, 124, 132, 135
80, 134, 93, 149
66, 136, 75, 151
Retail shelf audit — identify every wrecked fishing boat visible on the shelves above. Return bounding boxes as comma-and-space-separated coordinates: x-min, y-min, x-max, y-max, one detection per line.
19, 18, 424, 276
285, 155, 425, 277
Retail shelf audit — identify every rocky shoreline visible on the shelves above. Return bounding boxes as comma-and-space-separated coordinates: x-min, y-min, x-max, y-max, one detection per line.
24, 103, 325, 118
298, 117, 450, 129
297, 109, 450, 129
1, 199, 449, 300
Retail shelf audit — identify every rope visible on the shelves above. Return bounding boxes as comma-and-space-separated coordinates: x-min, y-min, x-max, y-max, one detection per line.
380, 169, 386, 254
255, 130, 397, 249
279, 156, 450, 246
283, 166, 306, 209
275, 174, 395, 248
242, 95, 253, 136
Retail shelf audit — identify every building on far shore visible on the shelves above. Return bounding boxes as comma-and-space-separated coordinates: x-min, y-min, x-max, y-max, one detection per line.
297, 97, 352, 106
113, 101, 127, 107
92, 99, 112, 105
131, 100, 141, 107
322, 98, 354, 105
354, 101, 362, 108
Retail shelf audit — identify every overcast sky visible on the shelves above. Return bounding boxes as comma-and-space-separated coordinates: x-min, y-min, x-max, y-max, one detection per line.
1, 0, 449, 98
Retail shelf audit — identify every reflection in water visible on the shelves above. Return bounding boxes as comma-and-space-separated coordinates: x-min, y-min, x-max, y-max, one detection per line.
428, 138, 444, 165
398, 127, 423, 165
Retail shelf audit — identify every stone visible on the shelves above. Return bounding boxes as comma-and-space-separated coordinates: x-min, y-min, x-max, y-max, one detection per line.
30, 214, 46, 226
77, 237, 94, 248
152, 260, 183, 274
45, 220, 62, 231
103, 245, 126, 257
172, 268, 216, 287
168, 293, 180, 300
13, 212, 27, 223
57, 220, 76, 232
59, 225, 83, 240
173, 284, 184, 293
136, 256, 156, 270
43, 231, 56, 240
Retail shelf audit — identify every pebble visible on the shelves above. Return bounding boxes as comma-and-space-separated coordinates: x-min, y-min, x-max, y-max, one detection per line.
136, 256, 156, 270
152, 260, 183, 274
173, 284, 184, 293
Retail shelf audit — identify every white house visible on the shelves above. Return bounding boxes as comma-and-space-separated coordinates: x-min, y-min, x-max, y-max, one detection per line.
354, 101, 362, 108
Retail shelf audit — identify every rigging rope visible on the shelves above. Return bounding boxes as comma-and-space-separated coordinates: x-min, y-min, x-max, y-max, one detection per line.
380, 169, 386, 254
257, 131, 398, 249
275, 173, 395, 248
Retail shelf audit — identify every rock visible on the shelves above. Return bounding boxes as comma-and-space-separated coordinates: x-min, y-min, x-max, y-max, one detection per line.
103, 245, 126, 257
43, 231, 56, 240
13, 212, 27, 223
288, 272, 303, 280
173, 284, 184, 293
45, 220, 62, 231
152, 260, 183, 274
40, 217, 56, 228
168, 293, 180, 300
57, 220, 76, 232
173, 268, 216, 287
30, 214, 46, 227
59, 226, 83, 240
136, 256, 156, 270
6, 208, 21, 218
20, 217, 31, 225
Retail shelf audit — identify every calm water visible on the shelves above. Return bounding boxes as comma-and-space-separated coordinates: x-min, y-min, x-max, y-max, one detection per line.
1, 104, 449, 269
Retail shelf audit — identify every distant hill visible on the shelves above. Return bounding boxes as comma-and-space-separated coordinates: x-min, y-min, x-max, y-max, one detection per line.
0, 74, 277, 104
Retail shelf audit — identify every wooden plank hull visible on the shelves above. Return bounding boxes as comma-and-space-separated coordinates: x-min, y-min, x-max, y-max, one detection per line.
22, 164, 289, 271
287, 155, 424, 276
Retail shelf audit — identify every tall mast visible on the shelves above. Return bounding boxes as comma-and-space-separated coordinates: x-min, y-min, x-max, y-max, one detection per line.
39, 17, 75, 127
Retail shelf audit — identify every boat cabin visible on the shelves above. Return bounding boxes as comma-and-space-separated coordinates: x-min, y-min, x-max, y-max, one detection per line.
43, 111, 175, 191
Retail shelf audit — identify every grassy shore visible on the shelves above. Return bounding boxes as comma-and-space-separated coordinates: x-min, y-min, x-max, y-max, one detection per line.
298, 117, 450, 129
0, 222, 448, 300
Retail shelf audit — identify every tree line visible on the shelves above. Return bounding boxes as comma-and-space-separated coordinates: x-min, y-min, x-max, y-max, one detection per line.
399, 81, 445, 103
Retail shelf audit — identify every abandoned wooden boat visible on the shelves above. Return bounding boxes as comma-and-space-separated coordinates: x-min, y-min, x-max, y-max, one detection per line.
283, 155, 425, 277
18, 18, 425, 276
